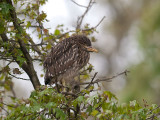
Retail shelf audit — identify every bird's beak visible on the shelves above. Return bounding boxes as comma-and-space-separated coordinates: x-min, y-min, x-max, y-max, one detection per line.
84, 46, 98, 53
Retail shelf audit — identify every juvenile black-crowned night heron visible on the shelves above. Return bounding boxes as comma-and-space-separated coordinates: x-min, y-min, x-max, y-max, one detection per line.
43, 35, 98, 92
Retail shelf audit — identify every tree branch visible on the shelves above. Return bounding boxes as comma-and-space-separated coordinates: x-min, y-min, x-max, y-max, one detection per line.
61, 92, 78, 97
76, 0, 96, 29
6, 0, 33, 64
25, 35, 43, 56
0, 106, 9, 115
71, 0, 87, 8
82, 16, 106, 32
79, 70, 130, 86
146, 104, 160, 119
8, 72, 30, 81
0, 33, 40, 89
85, 72, 98, 89
6, 0, 41, 89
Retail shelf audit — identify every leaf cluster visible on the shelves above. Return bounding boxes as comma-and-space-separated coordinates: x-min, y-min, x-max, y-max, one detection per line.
4, 86, 160, 120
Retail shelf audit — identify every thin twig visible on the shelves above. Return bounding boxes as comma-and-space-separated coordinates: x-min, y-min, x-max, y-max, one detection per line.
0, 102, 17, 108
0, 106, 9, 115
79, 70, 130, 86
85, 72, 98, 89
71, 0, 87, 8
10, 84, 16, 98
61, 92, 78, 97
94, 16, 106, 29
76, 0, 96, 29
146, 112, 160, 120
25, 43, 47, 46
7, 25, 42, 28
8, 72, 30, 80
147, 104, 160, 115
82, 16, 106, 32
25, 35, 43, 56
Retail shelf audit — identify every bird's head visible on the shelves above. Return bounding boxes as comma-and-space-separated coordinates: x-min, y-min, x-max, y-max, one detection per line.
75, 35, 98, 53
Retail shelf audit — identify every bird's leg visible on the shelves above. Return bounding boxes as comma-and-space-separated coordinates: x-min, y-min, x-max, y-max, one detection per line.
75, 72, 81, 93
78, 72, 80, 82
61, 79, 69, 92
63, 79, 66, 92
71, 78, 80, 94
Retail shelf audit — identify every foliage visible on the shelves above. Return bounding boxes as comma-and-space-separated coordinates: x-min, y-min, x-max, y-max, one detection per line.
4, 86, 160, 120
0, 0, 160, 119
120, 1, 160, 104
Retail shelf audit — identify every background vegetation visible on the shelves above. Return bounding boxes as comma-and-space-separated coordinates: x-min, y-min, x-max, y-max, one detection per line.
0, 0, 160, 119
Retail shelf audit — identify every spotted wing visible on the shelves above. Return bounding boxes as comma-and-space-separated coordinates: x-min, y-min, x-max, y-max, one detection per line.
43, 38, 79, 85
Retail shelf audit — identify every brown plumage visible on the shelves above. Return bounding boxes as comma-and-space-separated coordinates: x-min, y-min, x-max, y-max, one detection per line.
43, 35, 98, 91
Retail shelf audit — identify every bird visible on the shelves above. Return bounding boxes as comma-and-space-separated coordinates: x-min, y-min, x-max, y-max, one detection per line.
43, 35, 98, 92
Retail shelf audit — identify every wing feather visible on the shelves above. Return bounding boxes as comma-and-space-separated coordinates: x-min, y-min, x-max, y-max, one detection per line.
43, 38, 79, 84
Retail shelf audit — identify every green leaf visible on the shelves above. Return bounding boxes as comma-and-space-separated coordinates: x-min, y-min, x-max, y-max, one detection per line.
54, 29, 60, 35
0, 2, 13, 15
0, 18, 5, 34
91, 110, 99, 116
103, 91, 118, 101
13, 0, 18, 4
102, 102, 109, 111
31, 104, 41, 112
105, 110, 112, 114
77, 96, 85, 102
0, 74, 4, 80
72, 96, 85, 108
46, 43, 52, 49
16, 56, 26, 66
82, 74, 89, 79
55, 108, 66, 120
45, 102, 56, 109
86, 105, 92, 114
26, 21, 31, 28
36, 11, 47, 22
